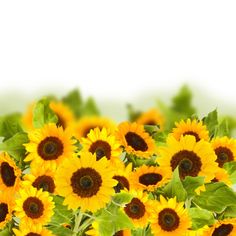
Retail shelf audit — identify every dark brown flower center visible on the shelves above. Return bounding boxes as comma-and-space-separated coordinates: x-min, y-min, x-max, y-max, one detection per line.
214, 147, 234, 167
37, 136, 64, 160
145, 120, 157, 126
0, 162, 16, 187
71, 168, 102, 198
56, 114, 66, 129
114, 231, 124, 236
124, 198, 145, 219
125, 132, 148, 151
113, 176, 130, 193
83, 126, 102, 138
89, 140, 112, 160
23, 197, 44, 219
183, 131, 200, 142
26, 234, 41, 236
171, 150, 202, 179
139, 173, 162, 186
33, 175, 55, 193
158, 208, 180, 232
212, 223, 233, 236
0, 203, 8, 222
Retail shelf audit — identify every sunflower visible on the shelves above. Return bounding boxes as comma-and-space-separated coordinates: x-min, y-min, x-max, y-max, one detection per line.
212, 167, 232, 187
24, 123, 76, 168
202, 218, 236, 236
136, 108, 164, 130
116, 122, 156, 158
13, 224, 55, 236
157, 135, 217, 181
150, 195, 191, 236
124, 190, 152, 228
0, 192, 14, 230
80, 127, 122, 165
55, 152, 117, 212
0, 152, 21, 195
211, 137, 236, 168
23, 163, 57, 194
171, 119, 209, 142
129, 165, 170, 192
14, 186, 55, 226
73, 116, 116, 140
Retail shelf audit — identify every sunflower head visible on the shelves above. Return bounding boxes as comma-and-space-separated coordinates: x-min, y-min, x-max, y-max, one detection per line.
212, 167, 232, 187
116, 122, 156, 158
150, 195, 191, 236
171, 119, 209, 142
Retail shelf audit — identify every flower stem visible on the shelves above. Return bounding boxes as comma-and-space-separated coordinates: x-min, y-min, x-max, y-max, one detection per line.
72, 210, 83, 236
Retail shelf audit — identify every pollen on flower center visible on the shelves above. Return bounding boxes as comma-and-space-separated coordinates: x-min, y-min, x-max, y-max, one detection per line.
23, 197, 44, 219
89, 140, 111, 160
125, 132, 148, 151
0, 162, 16, 187
212, 223, 233, 236
158, 208, 180, 231
139, 173, 163, 186
124, 198, 145, 219
214, 147, 234, 167
33, 175, 55, 193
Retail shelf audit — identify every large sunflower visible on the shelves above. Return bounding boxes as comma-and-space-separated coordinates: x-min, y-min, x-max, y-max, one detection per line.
129, 165, 170, 192
0, 152, 21, 195
171, 119, 209, 142
80, 127, 122, 165
24, 123, 76, 168
55, 152, 117, 212
13, 224, 55, 236
73, 116, 116, 140
202, 218, 236, 236
116, 122, 156, 158
14, 186, 55, 226
157, 135, 217, 181
136, 108, 164, 130
150, 196, 191, 236
211, 137, 236, 168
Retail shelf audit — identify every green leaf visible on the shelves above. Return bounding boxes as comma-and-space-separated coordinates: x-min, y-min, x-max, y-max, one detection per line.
189, 208, 215, 230
193, 182, 236, 213
0, 113, 23, 140
33, 98, 58, 128
112, 192, 133, 206
202, 109, 218, 138
0, 228, 11, 236
215, 119, 229, 137
163, 167, 187, 201
0, 132, 29, 162
182, 176, 205, 198
47, 225, 72, 236
222, 205, 236, 218
223, 161, 236, 184
81, 97, 100, 116
126, 104, 142, 122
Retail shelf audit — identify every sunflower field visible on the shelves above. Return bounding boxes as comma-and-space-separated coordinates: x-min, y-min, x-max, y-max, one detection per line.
0, 86, 236, 236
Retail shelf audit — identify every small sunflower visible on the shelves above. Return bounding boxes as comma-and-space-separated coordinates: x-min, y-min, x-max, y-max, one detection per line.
157, 135, 218, 181
136, 108, 164, 130
150, 195, 191, 236
202, 218, 236, 236
73, 116, 116, 140
211, 137, 236, 168
124, 190, 152, 228
116, 122, 156, 158
0, 192, 14, 230
55, 152, 117, 212
15, 186, 55, 226
13, 224, 55, 236
23, 163, 57, 194
24, 123, 76, 168
129, 165, 170, 192
80, 127, 122, 165
171, 119, 209, 142
0, 152, 21, 195
212, 167, 232, 187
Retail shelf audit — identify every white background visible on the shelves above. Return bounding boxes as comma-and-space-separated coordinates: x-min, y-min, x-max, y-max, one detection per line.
0, 1, 236, 119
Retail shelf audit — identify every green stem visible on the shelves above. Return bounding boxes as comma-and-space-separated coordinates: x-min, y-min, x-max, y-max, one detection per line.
72, 211, 83, 236
77, 218, 93, 233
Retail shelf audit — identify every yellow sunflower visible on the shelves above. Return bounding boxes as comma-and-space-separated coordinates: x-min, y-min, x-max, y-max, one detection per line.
129, 165, 170, 192
212, 167, 232, 187
150, 195, 191, 236
0, 152, 21, 195
80, 127, 122, 165
13, 224, 55, 236
0, 192, 14, 230
171, 119, 209, 142
15, 186, 55, 226
55, 152, 117, 212
211, 137, 236, 168
73, 116, 116, 140
202, 218, 236, 236
21, 102, 35, 130
116, 122, 156, 158
124, 190, 152, 228
136, 108, 164, 130
24, 123, 76, 168
23, 163, 57, 194
157, 135, 217, 181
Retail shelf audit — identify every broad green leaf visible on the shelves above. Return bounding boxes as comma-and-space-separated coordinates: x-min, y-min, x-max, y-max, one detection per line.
81, 97, 100, 116
47, 225, 72, 236
126, 104, 141, 122
189, 208, 215, 230
182, 176, 205, 197
193, 182, 236, 213
163, 167, 187, 201
0, 228, 11, 236
223, 161, 236, 184
33, 98, 58, 128
202, 109, 218, 138
222, 205, 236, 218
112, 192, 133, 206
215, 119, 229, 137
